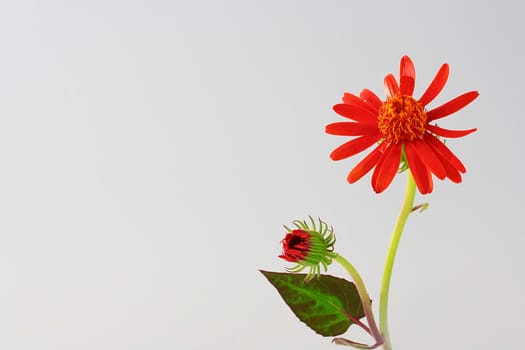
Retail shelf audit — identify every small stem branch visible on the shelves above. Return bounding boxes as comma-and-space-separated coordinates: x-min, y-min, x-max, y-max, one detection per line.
333, 337, 383, 349
378, 171, 417, 350
411, 202, 429, 213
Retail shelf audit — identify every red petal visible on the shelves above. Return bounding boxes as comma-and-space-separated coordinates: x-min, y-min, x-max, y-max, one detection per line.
399, 55, 416, 96
347, 144, 382, 183
333, 103, 378, 124
360, 89, 383, 111
326, 122, 379, 136
418, 63, 449, 107
384, 74, 400, 98
426, 124, 477, 138
372, 143, 402, 193
342, 92, 378, 116
426, 91, 479, 122
405, 142, 433, 194
433, 150, 462, 183
412, 139, 446, 179
424, 134, 466, 173
279, 254, 299, 262
330, 134, 382, 161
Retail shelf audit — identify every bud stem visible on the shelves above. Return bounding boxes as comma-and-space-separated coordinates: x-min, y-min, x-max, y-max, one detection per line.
334, 255, 383, 347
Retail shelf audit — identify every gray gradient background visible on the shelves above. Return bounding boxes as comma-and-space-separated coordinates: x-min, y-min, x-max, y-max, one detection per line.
0, 1, 523, 349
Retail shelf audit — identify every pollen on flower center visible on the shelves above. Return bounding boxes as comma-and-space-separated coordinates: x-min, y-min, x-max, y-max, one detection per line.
378, 95, 427, 143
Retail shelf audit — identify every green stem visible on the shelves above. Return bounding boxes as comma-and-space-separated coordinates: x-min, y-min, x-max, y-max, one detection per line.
379, 170, 417, 350
334, 255, 383, 346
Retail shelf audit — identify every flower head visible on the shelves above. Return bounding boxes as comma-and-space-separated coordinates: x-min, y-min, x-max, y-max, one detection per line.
326, 55, 478, 194
279, 217, 337, 281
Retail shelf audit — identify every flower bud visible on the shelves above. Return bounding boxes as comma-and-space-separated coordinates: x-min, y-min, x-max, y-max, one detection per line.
279, 217, 337, 281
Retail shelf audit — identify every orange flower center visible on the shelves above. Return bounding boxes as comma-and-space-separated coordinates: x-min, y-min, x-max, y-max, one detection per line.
378, 95, 427, 143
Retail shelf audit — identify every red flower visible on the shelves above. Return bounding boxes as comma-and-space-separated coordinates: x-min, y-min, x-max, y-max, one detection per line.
279, 230, 312, 262
326, 55, 478, 194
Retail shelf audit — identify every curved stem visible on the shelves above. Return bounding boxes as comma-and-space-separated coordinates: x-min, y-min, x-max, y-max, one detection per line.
379, 170, 417, 350
346, 313, 371, 334
334, 255, 383, 346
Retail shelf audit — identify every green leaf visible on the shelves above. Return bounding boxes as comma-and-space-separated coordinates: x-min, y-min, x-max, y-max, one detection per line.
260, 270, 365, 336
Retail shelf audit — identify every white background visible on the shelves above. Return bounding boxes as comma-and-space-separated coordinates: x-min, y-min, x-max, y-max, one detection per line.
0, 1, 523, 349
